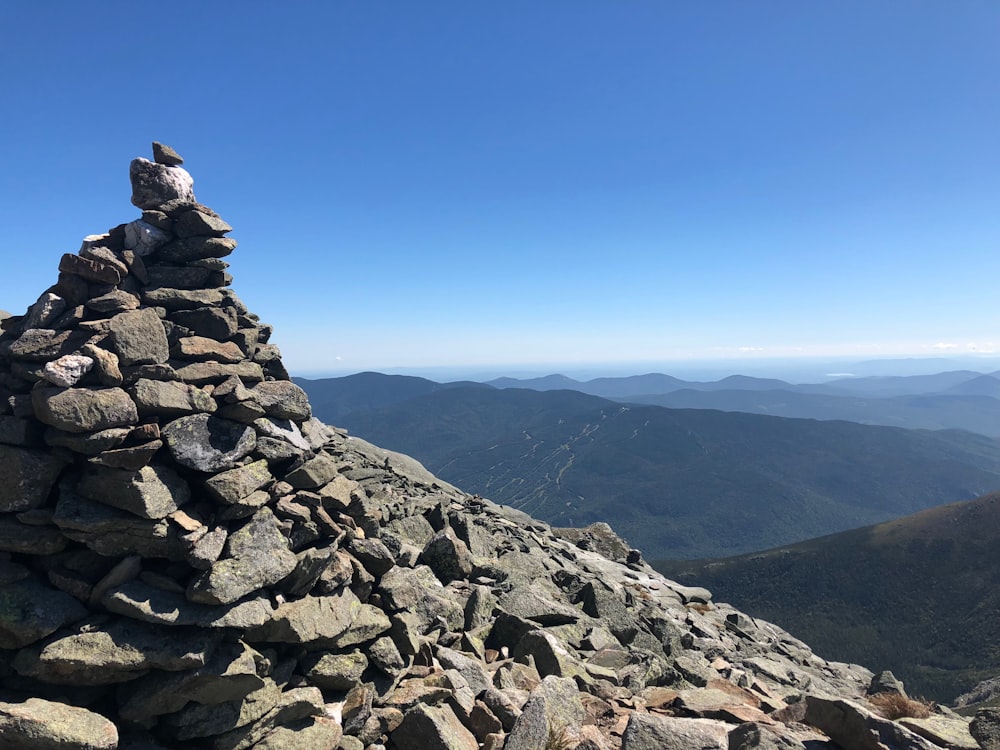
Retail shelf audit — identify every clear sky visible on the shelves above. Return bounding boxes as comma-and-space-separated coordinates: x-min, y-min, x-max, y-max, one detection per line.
2, 3, 998, 377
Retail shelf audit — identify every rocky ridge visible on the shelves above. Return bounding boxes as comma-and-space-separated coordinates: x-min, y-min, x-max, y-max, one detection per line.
0, 144, 985, 749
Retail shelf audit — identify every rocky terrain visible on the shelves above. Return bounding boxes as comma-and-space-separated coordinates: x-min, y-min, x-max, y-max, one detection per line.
0, 144, 994, 749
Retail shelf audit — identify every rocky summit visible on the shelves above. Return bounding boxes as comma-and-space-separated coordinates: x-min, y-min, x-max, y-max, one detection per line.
0, 145, 987, 750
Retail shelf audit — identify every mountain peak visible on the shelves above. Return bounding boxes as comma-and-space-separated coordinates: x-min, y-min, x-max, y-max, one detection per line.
0, 148, 976, 750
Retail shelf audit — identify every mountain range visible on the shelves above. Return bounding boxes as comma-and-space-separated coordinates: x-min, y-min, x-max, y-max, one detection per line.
296, 372, 1000, 560
655, 491, 1000, 704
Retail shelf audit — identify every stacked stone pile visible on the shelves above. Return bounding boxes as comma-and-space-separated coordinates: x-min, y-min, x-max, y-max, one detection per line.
0, 145, 985, 750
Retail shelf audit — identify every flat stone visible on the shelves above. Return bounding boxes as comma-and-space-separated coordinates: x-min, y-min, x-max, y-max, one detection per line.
254, 417, 311, 451
86, 289, 140, 314
0, 698, 118, 750
52, 485, 178, 558
175, 208, 232, 238
899, 716, 978, 749
76, 463, 191, 519
204, 459, 273, 504
187, 507, 296, 605
44, 426, 131, 455
245, 588, 362, 643
32, 385, 138, 433
174, 360, 264, 385
110, 308, 170, 365
0, 444, 70, 511
42, 354, 95, 387
250, 381, 311, 421
119, 640, 266, 722
143, 287, 227, 311
130, 378, 217, 417
13, 618, 219, 685
58, 252, 123, 284
3, 327, 92, 362
285, 452, 340, 489
157, 236, 237, 263
103, 579, 275, 629
130, 157, 195, 209
0, 517, 67, 554
162, 413, 256, 472
160, 678, 280, 742
174, 335, 245, 363
0, 575, 88, 649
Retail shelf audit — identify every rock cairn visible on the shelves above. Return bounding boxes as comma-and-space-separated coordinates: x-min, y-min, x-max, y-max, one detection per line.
0, 145, 983, 750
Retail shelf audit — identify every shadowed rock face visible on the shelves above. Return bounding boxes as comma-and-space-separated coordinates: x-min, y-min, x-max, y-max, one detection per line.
0, 145, 977, 750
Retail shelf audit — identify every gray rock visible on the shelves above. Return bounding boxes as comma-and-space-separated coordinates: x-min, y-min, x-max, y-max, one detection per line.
152, 141, 184, 166
505, 676, 584, 750
130, 157, 195, 209
32, 385, 138, 433
173, 360, 264, 385
13, 618, 219, 685
0, 698, 118, 750
110, 308, 170, 365
175, 208, 232, 238
86, 289, 140, 314
204, 459, 273, 504
24, 292, 67, 329
147, 265, 213, 290
369, 635, 407, 676
803, 696, 938, 750
392, 704, 479, 750
130, 378, 217, 416
0, 415, 42, 446
0, 444, 70, 511
159, 678, 280, 742
42, 354, 94, 387
420, 527, 473, 584
254, 417, 311, 451
157, 236, 237, 263
436, 646, 492, 698
621, 713, 730, 750
252, 717, 343, 750
250, 381, 311, 421
187, 507, 296, 605
103, 580, 275, 629
971, 709, 1000, 750
869, 669, 907, 697
0, 575, 88, 649
246, 587, 362, 643
285, 452, 340, 489
52, 486, 177, 558
898, 716, 979, 750
118, 640, 266, 721
143, 287, 227, 311
174, 335, 245, 363
81, 343, 124, 386
76, 463, 191, 519
0, 517, 66, 555
162, 413, 256, 472
379, 565, 465, 633
301, 651, 369, 691
349, 537, 396, 577
58, 253, 123, 285
124, 219, 172, 256
44, 426, 131, 455
4, 327, 92, 361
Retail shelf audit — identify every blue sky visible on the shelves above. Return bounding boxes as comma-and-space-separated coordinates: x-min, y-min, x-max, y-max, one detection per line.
2, 3, 998, 377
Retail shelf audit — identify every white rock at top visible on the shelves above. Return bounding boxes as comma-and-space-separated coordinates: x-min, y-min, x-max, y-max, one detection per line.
124, 220, 171, 256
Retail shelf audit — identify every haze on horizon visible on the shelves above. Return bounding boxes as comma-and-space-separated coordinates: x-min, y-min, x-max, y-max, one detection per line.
2, 3, 997, 376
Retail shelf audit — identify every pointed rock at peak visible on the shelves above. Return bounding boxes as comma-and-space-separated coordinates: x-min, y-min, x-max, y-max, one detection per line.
152, 141, 184, 166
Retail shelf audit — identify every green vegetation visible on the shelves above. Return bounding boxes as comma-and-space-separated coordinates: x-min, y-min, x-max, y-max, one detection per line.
654, 492, 1000, 703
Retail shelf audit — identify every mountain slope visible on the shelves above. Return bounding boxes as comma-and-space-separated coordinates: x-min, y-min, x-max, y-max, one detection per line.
299, 380, 1000, 560
625, 388, 1000, 436
654, 491, 1000, 703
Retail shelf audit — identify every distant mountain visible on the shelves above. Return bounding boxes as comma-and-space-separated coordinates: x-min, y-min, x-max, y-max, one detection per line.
624, 389, 1000, 437
299, 376, 1000, 560
943, 373, 1000, 398
819, 370, 987, 398
293, 371, 489, 422
654, 491, 1000, 703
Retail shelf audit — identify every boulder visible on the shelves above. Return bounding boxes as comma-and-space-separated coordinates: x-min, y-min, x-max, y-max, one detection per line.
0, 698, 118, 750
32, 386, 139, 433
130, 157, 196, 209
162, 413, 256, 472
110, 308, 170, 365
